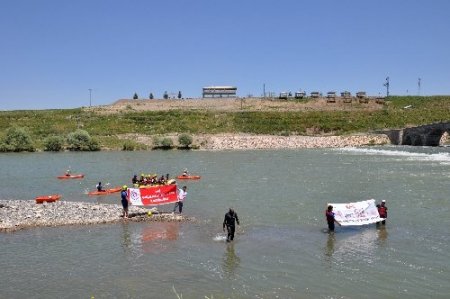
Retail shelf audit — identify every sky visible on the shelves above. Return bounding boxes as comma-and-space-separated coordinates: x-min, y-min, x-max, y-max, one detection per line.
0, 0, 449, 110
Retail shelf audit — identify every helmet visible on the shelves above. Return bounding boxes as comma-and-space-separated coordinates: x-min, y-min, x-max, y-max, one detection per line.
122, 185, 127, 190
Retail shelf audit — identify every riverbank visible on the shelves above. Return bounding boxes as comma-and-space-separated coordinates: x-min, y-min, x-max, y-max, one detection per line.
122, 133, 392, 150
0, 200, 193, 232
196, 133, 390, 150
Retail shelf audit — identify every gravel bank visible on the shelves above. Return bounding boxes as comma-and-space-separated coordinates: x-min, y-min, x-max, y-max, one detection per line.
0, 200, 193, 232
201, 134, 390, 150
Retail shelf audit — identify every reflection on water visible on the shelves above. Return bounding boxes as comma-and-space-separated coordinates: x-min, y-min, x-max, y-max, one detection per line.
324, 233, 336, 260
323, 225, 389, 268
121, 222, 132, 252
376, 225, 388, 246
222, 243, 240, 279
141, 222, 180, 242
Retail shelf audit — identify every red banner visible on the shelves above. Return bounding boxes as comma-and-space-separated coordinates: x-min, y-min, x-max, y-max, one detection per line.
128, 185, 178, 206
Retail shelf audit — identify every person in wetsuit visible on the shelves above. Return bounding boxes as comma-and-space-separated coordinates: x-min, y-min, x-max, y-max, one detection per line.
223, 208, 240, 242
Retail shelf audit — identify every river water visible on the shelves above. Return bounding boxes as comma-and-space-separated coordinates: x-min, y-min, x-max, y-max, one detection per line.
0, 147, 449, 298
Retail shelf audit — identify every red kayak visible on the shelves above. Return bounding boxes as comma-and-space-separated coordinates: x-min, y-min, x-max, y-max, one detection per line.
88, 187, 121, 196
35, 194, 61, 204
57, 174, 84, 179
177, 175, 201, 180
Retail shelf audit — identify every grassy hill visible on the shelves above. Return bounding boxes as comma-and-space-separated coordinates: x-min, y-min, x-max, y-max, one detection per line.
0, 96, 449, 150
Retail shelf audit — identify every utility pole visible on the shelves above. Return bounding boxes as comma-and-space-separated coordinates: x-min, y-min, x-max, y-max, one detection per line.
383, 77, 390, 97
88, 88, 92, 107
418, 78, 421, 96
263, 83, 266, 98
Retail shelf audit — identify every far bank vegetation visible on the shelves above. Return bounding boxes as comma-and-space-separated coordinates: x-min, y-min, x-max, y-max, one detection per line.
0, 96, 449, 152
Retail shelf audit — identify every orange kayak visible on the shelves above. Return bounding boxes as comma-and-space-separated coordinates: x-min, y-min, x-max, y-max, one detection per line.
57, 174, 84, 179
88, 187, 121, 196
177, 175, 201, 180
35, 194, 61, 204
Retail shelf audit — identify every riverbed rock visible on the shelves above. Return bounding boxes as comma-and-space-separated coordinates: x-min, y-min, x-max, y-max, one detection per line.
0, 200, 194, 232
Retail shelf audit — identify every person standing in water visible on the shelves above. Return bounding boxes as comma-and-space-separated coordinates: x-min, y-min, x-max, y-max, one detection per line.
378, 200, 388, 225
223, 208, 240, 242
325, 205, 341, 233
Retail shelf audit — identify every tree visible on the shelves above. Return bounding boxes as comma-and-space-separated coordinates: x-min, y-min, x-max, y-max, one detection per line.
66, 129, 100, 151
0, 127, 35, 152
149, 93, 154, 99
161, 137, 173, 149
178, 133, 193, 148
178, 91, 182, 99
163, 91, 169, 99
43, 135, 64, 151
133, 93, 138, 99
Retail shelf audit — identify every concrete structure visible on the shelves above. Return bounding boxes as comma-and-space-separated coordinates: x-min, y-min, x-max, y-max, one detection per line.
341, 91, 351, 98
381, 122, 450, 146
326, 91, 336, 103
310, 91, 321, 98
294, 91, 306, 99
202, 86, 237, 98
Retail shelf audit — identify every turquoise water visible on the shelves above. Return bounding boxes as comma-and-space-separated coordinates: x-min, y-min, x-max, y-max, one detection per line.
1, 147, 449, 298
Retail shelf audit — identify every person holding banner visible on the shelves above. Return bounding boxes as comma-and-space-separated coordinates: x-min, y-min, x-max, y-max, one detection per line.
173, 186, 187, 214
120, 185, 129, 218
378, 200, 388, 225
325, 205, 341, 232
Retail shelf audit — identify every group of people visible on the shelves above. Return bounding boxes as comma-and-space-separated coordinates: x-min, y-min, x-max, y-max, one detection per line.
119, 182, 241, 243
132, 173, 174, 186
325, 200, 388, 233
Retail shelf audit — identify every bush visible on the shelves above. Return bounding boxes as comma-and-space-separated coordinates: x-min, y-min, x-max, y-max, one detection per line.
88, 138, 101, 151
0, 127, 35, 152
178, 133, 193, 148
151, 136, 173, 149
67, 129, 100, 151
161, 137, 173, 149
122, 140, 136, 151
43, 135, 64, 151
152, 136, 162, 147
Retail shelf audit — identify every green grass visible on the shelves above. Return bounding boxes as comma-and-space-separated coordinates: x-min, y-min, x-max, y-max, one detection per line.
1, 96, 449, 150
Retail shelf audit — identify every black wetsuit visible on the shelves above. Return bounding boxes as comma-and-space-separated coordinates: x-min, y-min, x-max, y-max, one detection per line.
223, 211, 240, 242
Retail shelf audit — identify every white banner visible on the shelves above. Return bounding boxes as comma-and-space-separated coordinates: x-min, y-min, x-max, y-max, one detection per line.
328, 199, 383, 226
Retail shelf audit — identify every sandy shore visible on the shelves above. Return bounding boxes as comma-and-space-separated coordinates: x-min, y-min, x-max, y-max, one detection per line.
0, 200, 193, 232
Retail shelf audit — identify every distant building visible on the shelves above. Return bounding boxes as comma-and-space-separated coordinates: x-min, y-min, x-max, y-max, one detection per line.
294, 91, 306, 99
310, 91, 322, 98
340, 91, 351, 98
202, 86, 237, 98
279, 92, 289, 100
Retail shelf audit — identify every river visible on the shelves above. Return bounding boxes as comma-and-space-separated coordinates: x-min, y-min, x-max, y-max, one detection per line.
0, 147, 449, 298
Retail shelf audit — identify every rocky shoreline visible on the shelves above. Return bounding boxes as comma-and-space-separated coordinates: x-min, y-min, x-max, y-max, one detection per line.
200, 133, 390, 150
0, 200, 193, 232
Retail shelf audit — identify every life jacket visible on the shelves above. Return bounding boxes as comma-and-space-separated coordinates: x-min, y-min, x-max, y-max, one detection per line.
378, 206, 387, 218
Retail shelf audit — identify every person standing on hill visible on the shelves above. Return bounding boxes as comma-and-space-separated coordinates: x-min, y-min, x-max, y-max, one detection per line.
173, 186, 187, 214
378, 200, 388, 225
120, 185, 129, 218
223, 208, 240, 242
